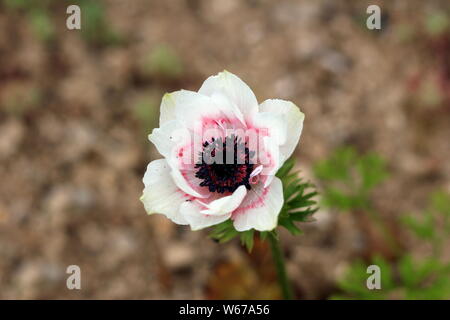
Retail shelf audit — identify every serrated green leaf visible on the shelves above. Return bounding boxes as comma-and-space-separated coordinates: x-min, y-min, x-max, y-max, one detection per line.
276, 158, 295, 179
289, 207, 318, 221
276, 157, 318, 235
210, 219, 239, 243
279, 218, 303, 235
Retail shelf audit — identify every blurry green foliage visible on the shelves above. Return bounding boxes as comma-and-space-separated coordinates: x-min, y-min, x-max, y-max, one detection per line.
142, 45, 184, 79
78, 0, 123, 46
28, 9, 55, 42
313, 147, 388, 211
132, 94, 160, 135
3, 0, 56, 43
333, 254, 450, 300
3, 0, 124, 46
335, 191, 450, 300
210, 158, 318, 252
210, 219, 257, 252
3, 0, 28, 10
425, 11, 450, 37
402, 190, 450, 251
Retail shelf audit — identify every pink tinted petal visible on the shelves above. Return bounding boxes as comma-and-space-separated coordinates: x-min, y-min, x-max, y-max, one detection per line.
170, 167, 209, 199
149, 120, 191, 159
180, 200, 231, 231
200, 185, 247, 215
198, 71, 259, 124
232, 177, 284, 231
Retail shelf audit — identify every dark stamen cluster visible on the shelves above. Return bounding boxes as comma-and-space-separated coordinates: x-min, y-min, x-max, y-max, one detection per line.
195, 135, 255, 194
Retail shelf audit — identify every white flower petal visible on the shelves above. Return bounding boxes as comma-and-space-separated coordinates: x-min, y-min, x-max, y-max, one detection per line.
252, 111, 287, 145
159, 90, 200, 125
164, 89, 244, 132
198, 71, 258, 123
140, 159, 189, 225
232, 177, 284, 232
180, 201, 231, 231
148, 120, 190, 159
170, 167, 209, 199
259, 99, 304, 160
200, 185, 247, 215
210, 91, 246, 126
150, 121, 210, 199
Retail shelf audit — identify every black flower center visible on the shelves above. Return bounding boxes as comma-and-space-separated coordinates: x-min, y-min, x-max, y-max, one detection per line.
194, 135, 255, 194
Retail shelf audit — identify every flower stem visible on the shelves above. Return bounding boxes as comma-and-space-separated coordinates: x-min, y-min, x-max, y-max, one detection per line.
267, 232, 294, 300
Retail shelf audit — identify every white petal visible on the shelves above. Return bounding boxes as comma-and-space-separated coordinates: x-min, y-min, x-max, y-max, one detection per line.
140, 159, 189, 225
252, 111, 287, 145
200, 185, 247, 215
259, 99, 304, 160
170, 167, 209, 199
159, 90, 200, 125
199, 71, 258, 123
232, 177, 284, 232
149, 121, 209, 199
164, 89, 244, 132
210, 91, 245, 126
180, 201, 231, 231
148, 120, 190, 159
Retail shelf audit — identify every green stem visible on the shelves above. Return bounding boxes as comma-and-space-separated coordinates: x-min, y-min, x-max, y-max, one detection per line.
267, 232, 294, 300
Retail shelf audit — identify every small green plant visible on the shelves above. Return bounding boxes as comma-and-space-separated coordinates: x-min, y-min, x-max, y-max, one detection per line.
334, 191, 450, 300
28, 9, 55, 43
402, 190, 450, 257
142, 45, 184, 79
78, 0, 123, 46
314, 147, 388, 211
132, 94, 160, 135
333, 254, 450, 300
3, 0, 57, 43
425, 11, 450, 37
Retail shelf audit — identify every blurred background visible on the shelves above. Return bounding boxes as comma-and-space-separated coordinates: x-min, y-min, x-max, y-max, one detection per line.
0, 0, 449, 299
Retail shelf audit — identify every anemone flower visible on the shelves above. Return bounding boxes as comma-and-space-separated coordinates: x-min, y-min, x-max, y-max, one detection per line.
141, 71, 304, 232
141, 71, 314, 299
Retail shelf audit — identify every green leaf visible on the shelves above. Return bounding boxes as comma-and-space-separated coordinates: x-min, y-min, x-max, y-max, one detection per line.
279, 217, 303, 235
357, 153, 388, 191
210, 220, 239, 243
276, 157, 318, 235
431, 190, 450, 217
240, 230, 255, 252
335, 259, 387, 299
401, 213, 435, 240
313, 147, 388, 212
259, 231, 269, 241
276, 157, 295, 179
